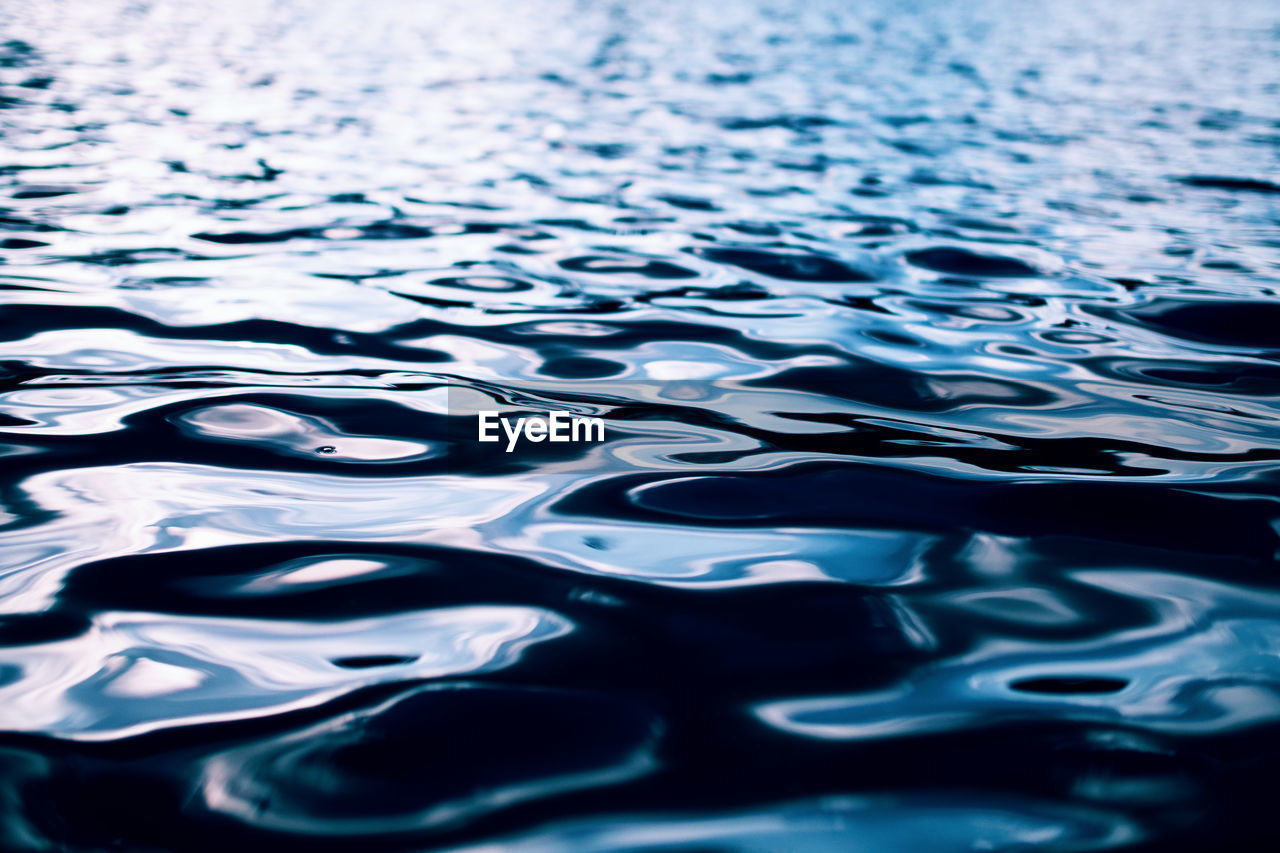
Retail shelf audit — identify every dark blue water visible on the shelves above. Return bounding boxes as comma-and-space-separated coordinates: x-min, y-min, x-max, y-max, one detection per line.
2, 0, 1280, 849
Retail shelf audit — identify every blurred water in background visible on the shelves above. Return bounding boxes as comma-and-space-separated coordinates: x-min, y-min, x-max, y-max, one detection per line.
1, 0, 1279, 849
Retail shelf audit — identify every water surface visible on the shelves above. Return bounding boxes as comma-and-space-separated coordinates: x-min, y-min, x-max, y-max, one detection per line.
1, 1, 1279, 850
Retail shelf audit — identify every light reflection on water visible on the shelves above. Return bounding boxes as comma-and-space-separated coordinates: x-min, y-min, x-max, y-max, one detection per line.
0, 0, 1279, 849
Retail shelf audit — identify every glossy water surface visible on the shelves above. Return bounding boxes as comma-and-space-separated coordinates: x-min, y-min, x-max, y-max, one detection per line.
2, 1, 1280, 850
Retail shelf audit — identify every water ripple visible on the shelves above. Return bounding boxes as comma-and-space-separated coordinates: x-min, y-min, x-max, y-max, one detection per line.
1, 0, 1279, 849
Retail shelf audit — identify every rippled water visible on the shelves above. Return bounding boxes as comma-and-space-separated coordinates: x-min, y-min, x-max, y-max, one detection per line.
2, 0, 1279, 849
